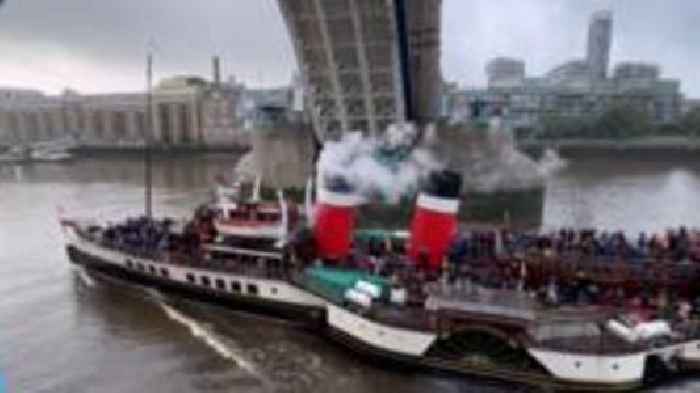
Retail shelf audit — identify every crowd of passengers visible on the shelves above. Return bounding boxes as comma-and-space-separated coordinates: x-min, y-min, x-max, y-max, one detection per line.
348, 226, 700, 281
94, 215, 282, 276
92, 216, 700, 320
98, 217, 174, 254
451, 227, 700, 263
94, 214, 214, 258
346, 227, 700, 321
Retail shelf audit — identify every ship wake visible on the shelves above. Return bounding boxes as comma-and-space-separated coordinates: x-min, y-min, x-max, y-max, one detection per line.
74, 266, 96, 287
156, 299, 272, 388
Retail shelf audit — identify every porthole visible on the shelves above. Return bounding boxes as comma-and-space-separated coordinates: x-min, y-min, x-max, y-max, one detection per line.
574, 361, 582, 369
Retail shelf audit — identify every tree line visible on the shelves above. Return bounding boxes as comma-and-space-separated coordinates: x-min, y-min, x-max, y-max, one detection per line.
534, 106, 700, 140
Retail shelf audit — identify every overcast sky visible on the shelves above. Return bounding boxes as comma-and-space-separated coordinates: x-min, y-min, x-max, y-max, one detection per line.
0, 0, 698, 96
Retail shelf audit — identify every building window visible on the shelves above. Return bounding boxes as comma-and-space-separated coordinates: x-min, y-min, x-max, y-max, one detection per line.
247, 284, 258, 296
134, 112, 145, 137
136, 263, 145, 272
43, 111, 54, 137
158, 103, 171, 144
200, 276, 211, 287
231, 281, 241, 293
148, 265, 156, 275
179, 103, 191, 143
186, 273, 195, 283
94, 110, 105, 138
160, 268, 169, 278
215, 278, 225, 290
112, 111, 127, 140
76, 110, 85, 131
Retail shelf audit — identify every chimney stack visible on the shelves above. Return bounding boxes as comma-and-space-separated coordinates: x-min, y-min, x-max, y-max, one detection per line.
212, 56, 221, 87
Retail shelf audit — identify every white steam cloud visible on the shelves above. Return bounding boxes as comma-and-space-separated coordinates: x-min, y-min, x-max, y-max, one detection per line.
318, 124, 442, 203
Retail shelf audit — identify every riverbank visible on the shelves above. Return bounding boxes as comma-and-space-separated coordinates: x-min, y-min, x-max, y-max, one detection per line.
521, 136, 700, 150
70, 144, 249, 157
520, 137, 700, 158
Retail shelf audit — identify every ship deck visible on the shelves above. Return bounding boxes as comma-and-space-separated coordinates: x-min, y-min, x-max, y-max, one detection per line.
364, 286, 658, 355
68, 221, 694, 356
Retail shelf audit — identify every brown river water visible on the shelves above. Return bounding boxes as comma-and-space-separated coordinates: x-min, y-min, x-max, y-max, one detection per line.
1, 153, 699, 392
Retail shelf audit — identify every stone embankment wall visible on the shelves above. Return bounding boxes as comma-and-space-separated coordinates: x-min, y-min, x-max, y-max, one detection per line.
432, 123, 545, 193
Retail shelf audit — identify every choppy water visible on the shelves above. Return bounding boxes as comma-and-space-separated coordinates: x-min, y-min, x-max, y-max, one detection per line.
1, 154, 700, 392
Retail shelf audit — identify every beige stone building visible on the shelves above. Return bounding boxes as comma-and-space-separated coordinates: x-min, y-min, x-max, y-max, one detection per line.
0, 58, 248, 148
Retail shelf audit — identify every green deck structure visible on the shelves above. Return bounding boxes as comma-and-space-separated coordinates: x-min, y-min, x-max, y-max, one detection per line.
302, 266, 390, 303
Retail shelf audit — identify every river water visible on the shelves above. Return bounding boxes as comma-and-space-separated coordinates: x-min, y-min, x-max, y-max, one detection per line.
1, 153, 699, 393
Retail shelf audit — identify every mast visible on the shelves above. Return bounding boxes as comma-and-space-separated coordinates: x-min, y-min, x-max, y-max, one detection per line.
145, 52, 153, 218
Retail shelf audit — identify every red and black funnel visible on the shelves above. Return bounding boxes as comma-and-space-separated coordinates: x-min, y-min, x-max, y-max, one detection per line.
313, 175, 363, 260
409, 170, 462, 270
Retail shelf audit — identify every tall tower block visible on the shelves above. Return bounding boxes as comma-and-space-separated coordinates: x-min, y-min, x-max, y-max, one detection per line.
586, 10, 613, 80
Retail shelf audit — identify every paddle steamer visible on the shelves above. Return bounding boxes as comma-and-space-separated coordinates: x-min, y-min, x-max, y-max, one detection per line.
61, 171, 700, 391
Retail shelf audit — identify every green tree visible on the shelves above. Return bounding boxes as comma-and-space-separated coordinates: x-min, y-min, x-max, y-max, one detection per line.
593, 105, 652, 139
680, 107, 700, 137
538, 115, 592, 140
656, 123, 684, 136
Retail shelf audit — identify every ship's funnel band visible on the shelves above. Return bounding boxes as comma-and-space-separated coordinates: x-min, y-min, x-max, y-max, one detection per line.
317, 188, 364, 207
416, 194, 459, 215
314, 188, 362, 260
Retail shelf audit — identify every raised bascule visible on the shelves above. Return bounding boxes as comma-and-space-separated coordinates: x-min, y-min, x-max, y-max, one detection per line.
277, 0, 442, 140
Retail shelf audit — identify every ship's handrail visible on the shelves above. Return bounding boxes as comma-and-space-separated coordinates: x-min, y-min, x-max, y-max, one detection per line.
426, 296, 538, 321
215, 218, 283, 228
202, 243, 282, 259
73, 228, 292, 281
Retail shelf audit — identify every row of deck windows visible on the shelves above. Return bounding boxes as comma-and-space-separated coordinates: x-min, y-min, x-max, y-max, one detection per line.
125, 259, 269, 297
126, 260, 170, 279
185, 272, 260, 296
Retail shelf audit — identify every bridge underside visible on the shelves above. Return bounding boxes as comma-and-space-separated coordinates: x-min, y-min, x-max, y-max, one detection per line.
278, 0, 442, 141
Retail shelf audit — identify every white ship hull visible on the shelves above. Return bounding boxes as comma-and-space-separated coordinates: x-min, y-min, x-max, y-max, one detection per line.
62, 222, 696, 390
64, 225, 326, 314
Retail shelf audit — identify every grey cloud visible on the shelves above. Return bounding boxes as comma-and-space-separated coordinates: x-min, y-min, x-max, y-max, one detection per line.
0, 0, 698, 96
0, 0, 296, 93
442, 0, 700, 96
